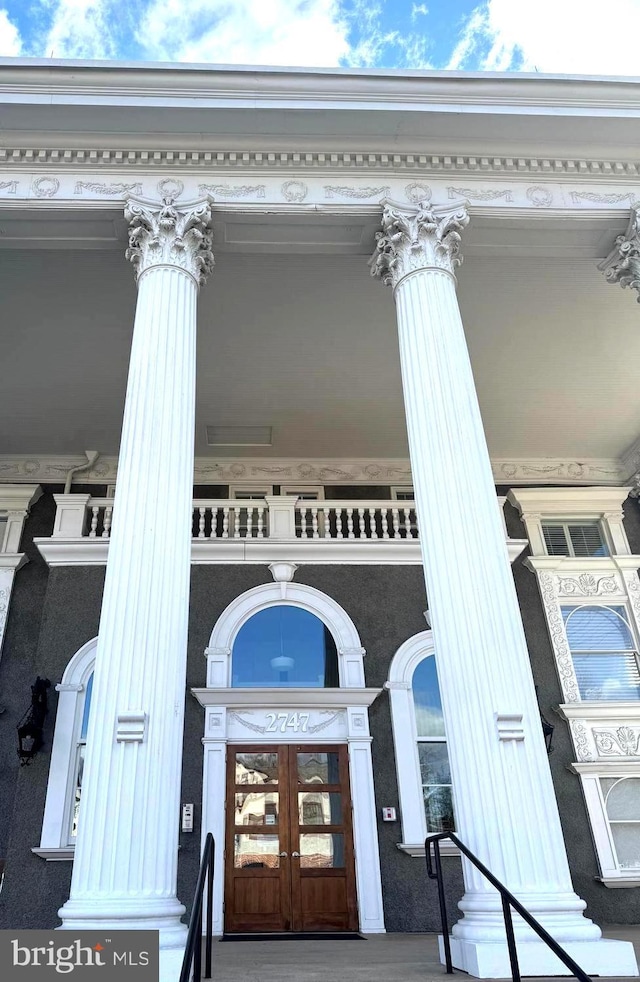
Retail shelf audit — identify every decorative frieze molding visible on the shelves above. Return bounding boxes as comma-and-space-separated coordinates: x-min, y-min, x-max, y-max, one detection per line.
599, 206, 640, 302
557, 573, 620, 597
369, 200, 470, 287
0, 454, 635, 487
125, 195, 214, 285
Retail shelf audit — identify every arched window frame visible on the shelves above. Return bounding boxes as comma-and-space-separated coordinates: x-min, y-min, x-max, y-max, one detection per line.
33, 637, 96, 860
205, 579, 366, 690
386, 630, 457, 857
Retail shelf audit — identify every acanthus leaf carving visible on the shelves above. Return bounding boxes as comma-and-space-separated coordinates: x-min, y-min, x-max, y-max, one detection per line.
570, 720, 595, 761
368, 199, 470, 288
125, 195, 214, 286
539, 572, 580, 702
599, 206, 640, 302
557, 573, 619, 597
594, 726, 640, 757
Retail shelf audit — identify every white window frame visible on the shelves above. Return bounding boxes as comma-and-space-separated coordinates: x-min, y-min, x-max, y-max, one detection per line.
572, 762, 640, 888
280, 485, 324, 500
385, 630, 457, 857
541, 520, 610, 558
390, 486, 414, 501
32, 637, 96, 861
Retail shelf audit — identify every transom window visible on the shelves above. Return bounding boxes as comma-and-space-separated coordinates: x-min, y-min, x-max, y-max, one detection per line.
232, 606, 339, 688
562, 605, 640, 701
542, 521, 608, 558
412, 656, 454, 832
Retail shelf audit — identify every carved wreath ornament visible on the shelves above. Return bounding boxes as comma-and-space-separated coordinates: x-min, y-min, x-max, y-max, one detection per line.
369, 200, 470, 288
125, 195, 214, 285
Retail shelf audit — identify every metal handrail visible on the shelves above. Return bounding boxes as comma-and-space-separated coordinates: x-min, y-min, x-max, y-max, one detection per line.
179, 832, 215, 982
425, 832, 592, 982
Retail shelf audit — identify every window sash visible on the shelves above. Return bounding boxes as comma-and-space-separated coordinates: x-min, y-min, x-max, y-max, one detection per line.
542, 521, 608, 558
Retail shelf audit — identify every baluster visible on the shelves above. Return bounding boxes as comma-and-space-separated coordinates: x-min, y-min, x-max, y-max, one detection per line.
89, 506, 99, 538
222, 507, 230, 539
198, 507, 206, 538
245, 505, 254, 538
257, 506, 264, 538
299, 506, 308, 538
311, 506, 319, 539
358, 507, 366, 538
346, 508, 354, 539
413, 509, 419, 539
102, 506, 113, 539
404, 507, 412, 538
392, 507, 400, 538
368, 507, 378, 539
381, 507, 389, 539
323, 507, 332, 539
335, 508, 343, 539
234, 505, 242, 538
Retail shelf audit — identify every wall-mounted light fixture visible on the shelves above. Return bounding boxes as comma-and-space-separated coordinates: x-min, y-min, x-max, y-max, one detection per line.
16, 677, 51, 766
534, 686, 555, 755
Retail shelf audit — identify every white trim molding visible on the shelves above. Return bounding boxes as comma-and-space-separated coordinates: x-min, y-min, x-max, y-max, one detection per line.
33, 637, 96, 861
508, 486, 632, 557
571, 762, 640, 888
194, 577, 385, 935
0, 483, 41, 655
385, 631, 458, 858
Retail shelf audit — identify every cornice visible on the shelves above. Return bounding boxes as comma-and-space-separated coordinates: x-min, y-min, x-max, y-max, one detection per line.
0, 147, 639, 180
0, 454, 631, 487
1, 61, 639, 114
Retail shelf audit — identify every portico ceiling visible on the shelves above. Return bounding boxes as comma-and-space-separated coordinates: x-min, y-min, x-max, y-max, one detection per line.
2, 205, 639, 469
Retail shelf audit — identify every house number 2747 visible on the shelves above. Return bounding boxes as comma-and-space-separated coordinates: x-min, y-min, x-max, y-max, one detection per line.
265, 712, 310, 733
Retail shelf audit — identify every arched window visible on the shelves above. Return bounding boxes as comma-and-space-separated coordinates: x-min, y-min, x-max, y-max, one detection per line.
231, 605, 339, 688
386, 631, 456, 856
600, 777, 640, 871
33, 639, 96, 860
561, 604, 640, 701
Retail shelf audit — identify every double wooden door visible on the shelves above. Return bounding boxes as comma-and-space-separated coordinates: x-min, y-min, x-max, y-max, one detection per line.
224, 744, 358, 933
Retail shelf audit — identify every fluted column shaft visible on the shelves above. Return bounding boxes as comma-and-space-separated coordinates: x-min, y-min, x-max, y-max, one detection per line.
59, 197, 213, 977
370, 202, 605, 974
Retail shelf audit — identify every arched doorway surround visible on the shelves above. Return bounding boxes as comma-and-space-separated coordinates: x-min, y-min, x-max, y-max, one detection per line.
192, 571, 385, 934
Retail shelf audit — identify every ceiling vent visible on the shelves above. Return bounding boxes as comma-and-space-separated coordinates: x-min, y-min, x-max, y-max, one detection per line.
206, 425, 273, 447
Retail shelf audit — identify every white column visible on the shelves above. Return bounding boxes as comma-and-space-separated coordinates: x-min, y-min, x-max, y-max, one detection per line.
370, 200, 638, 978
58, 196, 214, 981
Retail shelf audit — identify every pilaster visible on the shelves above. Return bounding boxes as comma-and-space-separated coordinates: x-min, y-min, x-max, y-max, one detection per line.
370, 199, 637, 977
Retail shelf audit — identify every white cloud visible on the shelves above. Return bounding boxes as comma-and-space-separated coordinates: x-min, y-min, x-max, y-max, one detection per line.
137, 0, 350, 67
0, 8, 22, 56
41, 0, 118, 59
450, 0, 640, 76
411, 2, 428, 19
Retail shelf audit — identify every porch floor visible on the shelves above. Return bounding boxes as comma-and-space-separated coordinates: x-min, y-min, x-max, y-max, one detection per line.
201, 926, 640, 981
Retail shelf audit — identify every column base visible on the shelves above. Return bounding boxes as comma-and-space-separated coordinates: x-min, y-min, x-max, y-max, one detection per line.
58, 897, 188, 980
441, 935, 639, 978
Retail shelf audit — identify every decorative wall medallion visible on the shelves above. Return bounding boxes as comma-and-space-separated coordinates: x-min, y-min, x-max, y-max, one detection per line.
526, 186, 553, 207
447, 186, 513, 202
539, 572, 580, 702
594, 726, 640, 757
0, 180, 18, 195
557, 573, 619, 597
197, 183, 266, 198
405, 182, 432, 203
323, 185, 390, 199
32, 177, 60, 198
281, 180, 308, 202
157, 178, 184, 198
74, 181, 143, 196
570, 191, 640, 206
570, 720, 594, 761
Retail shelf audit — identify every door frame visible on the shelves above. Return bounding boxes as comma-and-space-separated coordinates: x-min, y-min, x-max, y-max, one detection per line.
196, 690, 386, 935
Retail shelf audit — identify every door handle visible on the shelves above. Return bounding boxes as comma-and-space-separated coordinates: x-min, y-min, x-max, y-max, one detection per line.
279, 851, 288, 858
291, 851, 300, 858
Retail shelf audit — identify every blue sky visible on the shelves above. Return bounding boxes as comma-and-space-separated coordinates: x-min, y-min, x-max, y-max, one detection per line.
0, 1, 638, 75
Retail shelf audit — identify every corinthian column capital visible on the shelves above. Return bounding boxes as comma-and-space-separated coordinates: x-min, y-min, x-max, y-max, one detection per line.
124, 195, 214, 285
599, 207, 640, 302
368, 199, 470, 289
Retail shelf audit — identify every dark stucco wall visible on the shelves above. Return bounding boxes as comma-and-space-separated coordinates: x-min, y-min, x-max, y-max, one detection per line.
1, 490, 638, 932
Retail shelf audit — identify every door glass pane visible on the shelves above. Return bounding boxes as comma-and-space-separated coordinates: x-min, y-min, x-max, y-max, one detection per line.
298, 751, 340, 784
234, 834, 280, 868
235, 791, 279, 826
299, 833, 345, 868
298, 792, 342, 825
235, 752, 279, 785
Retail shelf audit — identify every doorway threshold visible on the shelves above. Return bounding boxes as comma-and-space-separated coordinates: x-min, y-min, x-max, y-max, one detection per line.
220, 932, 365, 941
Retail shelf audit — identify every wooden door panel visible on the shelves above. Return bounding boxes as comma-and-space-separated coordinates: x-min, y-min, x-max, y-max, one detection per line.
224, 743, 358, 934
